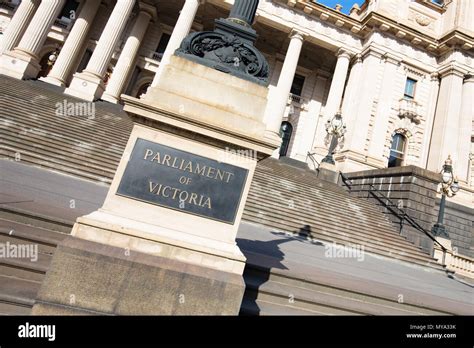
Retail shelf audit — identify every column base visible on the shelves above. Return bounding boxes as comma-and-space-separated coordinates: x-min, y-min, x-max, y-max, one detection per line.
101, 91, 121, 104
39, 75, 66, 87
65, 71, 105, 101
0, 49, 41, 80
32, 235, 246, 315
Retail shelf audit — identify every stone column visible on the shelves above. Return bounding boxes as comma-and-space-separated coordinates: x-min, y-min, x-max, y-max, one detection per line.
342, 48, 383, 170
0, 0, 66, 79
456, 74, 474, 181
299, 72, 329, 164
264, 30, 305, 141
0, 0, 40, 55
368, 53, 401, 162
65, 0, 136, 101
341, 55, 363, 144
150, 0, 200, 87
41, 0, 102, 86
323, 49, 351, 120
312, 50, 351, 158
102, 3, 156, 103
421, 73, 440, 168
427, 66, 465, 173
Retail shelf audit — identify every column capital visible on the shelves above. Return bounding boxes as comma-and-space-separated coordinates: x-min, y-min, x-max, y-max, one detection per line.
336, 48, 353, 60
464, 73, 474, 83
430, 72, 440, 81
438, 64, 467, 79
351, 53, 362, 64
138, 2, 157, 21
289, 29, 307, 41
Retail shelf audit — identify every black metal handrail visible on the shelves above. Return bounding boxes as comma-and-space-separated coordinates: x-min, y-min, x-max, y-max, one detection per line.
339, 172, 447, 253
306, 152, 320, 171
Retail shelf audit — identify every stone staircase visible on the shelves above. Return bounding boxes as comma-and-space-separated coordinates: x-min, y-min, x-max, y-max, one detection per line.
0, 210, 70, 315
239, 263, 451, 315
1, 75, 460, 315
0, 76, 131, 184
243, 158, 444, 270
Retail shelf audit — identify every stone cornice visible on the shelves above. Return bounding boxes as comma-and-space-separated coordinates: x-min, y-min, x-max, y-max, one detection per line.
272, 0, 473, 56
360, 44, 385, 60
437, 63, 469, 78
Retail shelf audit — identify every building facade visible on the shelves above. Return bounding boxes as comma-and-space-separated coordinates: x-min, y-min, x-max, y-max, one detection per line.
0, 0, 472, 204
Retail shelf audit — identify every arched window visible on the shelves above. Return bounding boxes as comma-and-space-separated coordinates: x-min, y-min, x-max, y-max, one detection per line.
388, 133, 407, 168
136, 82, 151, 98
279, 121, 293, 157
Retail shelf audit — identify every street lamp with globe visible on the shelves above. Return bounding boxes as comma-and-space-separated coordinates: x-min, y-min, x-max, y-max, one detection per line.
321, 110, 346, 165
431, 155, 460, 238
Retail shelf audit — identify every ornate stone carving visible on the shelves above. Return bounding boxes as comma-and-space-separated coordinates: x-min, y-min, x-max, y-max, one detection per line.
176, 31, 269, 84
415, 14, 431, 27
175, 0, 269, 85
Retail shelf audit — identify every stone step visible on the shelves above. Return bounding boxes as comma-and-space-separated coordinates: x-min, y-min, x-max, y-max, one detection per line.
0, 97, 130, 138
245, 193, 422, 250
0, 104, 130, 155
0, 275, 40, 308
0, 219, 68, 246
0, 129, 121, 170
239, 297, 331, 316
243, 272, 437, 315
0, 300, 32, 315
242, 265, 448, 316
247, 183, 397, 230
0, 264, 45, 283
252, 170, 395, 217
0, 234, 56, 255
243, 204, 435, 261
1, 136, 117, 178
0, 149, 114, 183
0, 209, 73, 234
242, 213, 442, 269
243, 201, 428, 258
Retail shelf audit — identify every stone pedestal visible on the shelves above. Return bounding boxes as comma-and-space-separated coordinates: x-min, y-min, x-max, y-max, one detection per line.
318, 161, 339, 184
433, 236, 452, 266
33, 55, 278, 315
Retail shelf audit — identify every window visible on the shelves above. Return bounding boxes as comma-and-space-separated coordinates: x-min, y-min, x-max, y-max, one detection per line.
290, 74, 305, 97
404, 78, 417, 100
388, 134, 407, 168
155, 33, 171, 55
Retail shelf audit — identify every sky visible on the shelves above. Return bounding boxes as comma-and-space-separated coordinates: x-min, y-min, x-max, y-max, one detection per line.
317, 0, 365, 14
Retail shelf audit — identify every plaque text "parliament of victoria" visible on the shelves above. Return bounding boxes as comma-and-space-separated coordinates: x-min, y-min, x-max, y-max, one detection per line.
116, 138, 249, 224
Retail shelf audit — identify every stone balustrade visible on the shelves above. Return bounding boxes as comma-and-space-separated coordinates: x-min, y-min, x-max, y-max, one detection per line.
399, 98, 422, 124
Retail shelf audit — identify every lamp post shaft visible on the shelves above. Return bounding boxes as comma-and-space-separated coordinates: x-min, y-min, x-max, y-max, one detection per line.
437, 193, 446, 225
229, 0, 259, 26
